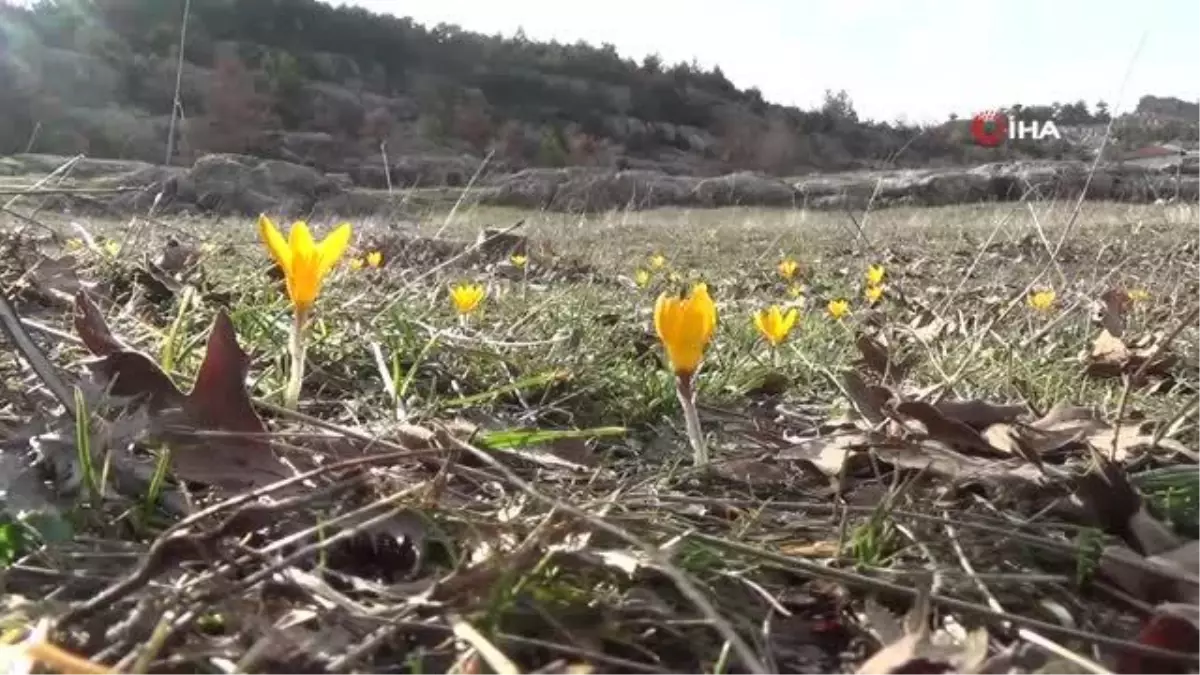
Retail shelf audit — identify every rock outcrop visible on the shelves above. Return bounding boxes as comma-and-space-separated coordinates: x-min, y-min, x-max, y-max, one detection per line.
98, 154, 394, 218
473, 160, 1197, 212
1, 153, 1193, 218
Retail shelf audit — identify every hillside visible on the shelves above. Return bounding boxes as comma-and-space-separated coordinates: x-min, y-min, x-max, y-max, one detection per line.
0, 0, 1196, 187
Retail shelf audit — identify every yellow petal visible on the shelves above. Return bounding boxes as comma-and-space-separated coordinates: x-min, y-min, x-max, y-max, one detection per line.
693, 283, 717, 338
289, 221, 315, 258
315, 222, 353, 279
780, 308, 798, 334
753, 309, 769, 339
654, 285, 715, 375
258, 214, 292, 274
653, 293, 673, 342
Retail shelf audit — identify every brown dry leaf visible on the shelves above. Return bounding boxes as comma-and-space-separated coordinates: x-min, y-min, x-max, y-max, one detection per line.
184, 311, 263, 437
1030, 402, 1107, 433
165, 311, 292, 490
1117, 603, 1200, 674
778, 432, 876, 477
857, 594, 990, 674
1088, 329, 1133, 376
854, 332, 910, 383
1084, 329, 1177, 382
26, 254, 94, 305
74, 291, 291, 491
1076, 459, 1188, 555
908, 310, 951, 344
978, 423, 1050, 468
1095, 288, 1130, 338
153, 237, 201, 275
1027, 403, 1182, 463
980, 414, 1108, 464
74, 290, 132, 357
1088, 423, 1186, 463
841, 369, 890, 426
778, 540, 839, 558
1099, 541, 1200, 606
894, 401, 1002, 456
1080, 460, 1200, 606
933, 399, 1026, 430
784, 432, 1046, 498
75, 291, 184, 410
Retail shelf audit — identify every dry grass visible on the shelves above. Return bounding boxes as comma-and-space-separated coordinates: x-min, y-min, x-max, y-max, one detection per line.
0, 195, 1196, 673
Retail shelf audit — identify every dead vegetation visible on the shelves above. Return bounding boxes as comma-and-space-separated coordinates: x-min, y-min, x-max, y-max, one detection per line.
0, 180, 1195, 674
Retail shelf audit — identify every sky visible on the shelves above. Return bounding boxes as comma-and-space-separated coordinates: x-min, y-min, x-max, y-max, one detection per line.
338, 0, 1199, 124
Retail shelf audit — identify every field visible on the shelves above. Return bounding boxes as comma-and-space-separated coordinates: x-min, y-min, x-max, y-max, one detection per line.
0, 195, 1198, 673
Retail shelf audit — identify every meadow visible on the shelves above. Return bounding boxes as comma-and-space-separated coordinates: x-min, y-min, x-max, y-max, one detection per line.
0, 196, 1197, 673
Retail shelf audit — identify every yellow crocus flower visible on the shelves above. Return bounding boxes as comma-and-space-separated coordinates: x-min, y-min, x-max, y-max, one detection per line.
866, 264, 885, 286
366, 251, 383, 268
778, 258, 799, 281
754, 305, 799, 347
1028, 289, 1056, 312
827, 298, 850, 320
450, 282, 486, 315
258, 214, 352, 315
653, 282, 717, 378
865, 284, 884, 305
510, 254, 528, 268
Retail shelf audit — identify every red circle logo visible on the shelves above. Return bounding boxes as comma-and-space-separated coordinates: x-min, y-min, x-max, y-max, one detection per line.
970, 110, 1009, 147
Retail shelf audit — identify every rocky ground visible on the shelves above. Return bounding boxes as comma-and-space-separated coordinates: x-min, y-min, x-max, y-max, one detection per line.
1, 152, 1196, 220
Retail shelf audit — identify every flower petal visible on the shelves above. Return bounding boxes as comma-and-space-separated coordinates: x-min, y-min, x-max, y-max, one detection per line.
653, 293, 673, 343
316, 222, 353, 279
753, 310, 769, 339
289, 221, 315, 258
781, 308, 798, 333
258, 214, 292, 274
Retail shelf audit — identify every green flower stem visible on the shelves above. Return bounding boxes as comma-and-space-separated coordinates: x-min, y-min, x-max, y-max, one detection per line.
675, 373, 708, 466
284, 308, 309, 409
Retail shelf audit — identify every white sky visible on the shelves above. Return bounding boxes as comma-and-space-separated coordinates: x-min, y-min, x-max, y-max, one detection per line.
337, 0, 1199, 123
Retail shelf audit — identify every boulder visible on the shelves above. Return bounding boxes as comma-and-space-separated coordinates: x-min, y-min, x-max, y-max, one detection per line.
180, 154, 343, 217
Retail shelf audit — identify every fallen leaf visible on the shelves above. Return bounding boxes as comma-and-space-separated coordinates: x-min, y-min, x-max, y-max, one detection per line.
184, 311, 263, 437
25, 255, 93, 305
841, 369, 890, 426
1084, 329, 1177, 382
1030, 403, 1107, 433
894, 401, 1001, 456
783, 432, 1046, 499
153, 237, 201, 275
779, 432, 876, 477
1095, 288, 1130, 338
778, 540, 840, 558
908, 310, 950, 344
854, 332, 910, 383
74, 291, 291, 491
1073, 457, 1188, 557
1099, 541, 1200, 606
75, 291, 183, 410
1029, 403, 1177, 463
978, 423, 1049, 468
73, 290, 131, 357
857, 592, 990, 674
934, 399, 1026, 430
1116, 604, 1200, 674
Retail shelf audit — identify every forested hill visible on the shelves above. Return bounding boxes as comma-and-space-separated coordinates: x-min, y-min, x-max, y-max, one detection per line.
1, 0, 1196, 181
